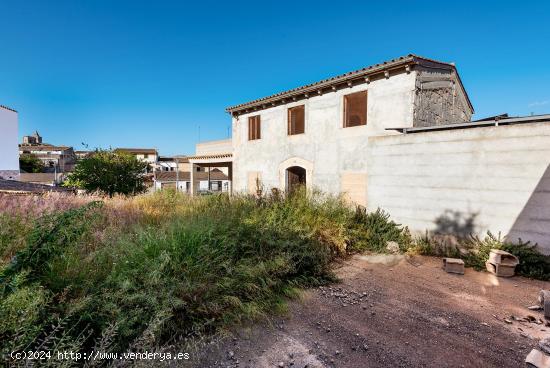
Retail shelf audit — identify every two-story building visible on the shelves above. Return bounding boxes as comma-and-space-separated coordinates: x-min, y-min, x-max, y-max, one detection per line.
192, 55, 473, 205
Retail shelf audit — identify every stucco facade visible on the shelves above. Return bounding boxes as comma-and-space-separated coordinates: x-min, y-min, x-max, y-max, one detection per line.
228, 56, 472, 203
366, 119, 550, 254
0, 106, 19, 180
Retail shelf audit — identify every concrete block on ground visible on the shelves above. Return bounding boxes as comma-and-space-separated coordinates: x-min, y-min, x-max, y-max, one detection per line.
443, 258, 464, 274
525, 349, 550, 368
485, 249, 519, 277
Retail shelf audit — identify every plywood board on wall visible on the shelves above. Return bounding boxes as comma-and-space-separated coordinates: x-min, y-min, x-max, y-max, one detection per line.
247, 171, 262, 195
341, 172, 367, 207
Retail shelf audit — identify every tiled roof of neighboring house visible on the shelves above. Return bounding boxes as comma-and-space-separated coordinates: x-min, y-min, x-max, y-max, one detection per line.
186, 153, 233, 160
158, 156, 189, 163
19, 144, 72, 152
0, 179, 72, 194
225, 54, 473, 115
155, 169, 228, 182
115, 148, 158, 155
0, 105, 17, 113
19, 173, 58, 183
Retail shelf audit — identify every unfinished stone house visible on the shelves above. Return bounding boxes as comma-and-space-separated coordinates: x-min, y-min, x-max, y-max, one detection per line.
190, 55, 550, 252
223, 54, 473, 203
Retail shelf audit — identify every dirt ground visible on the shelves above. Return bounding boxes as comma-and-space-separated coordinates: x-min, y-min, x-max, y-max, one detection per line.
188, 254, 549, 368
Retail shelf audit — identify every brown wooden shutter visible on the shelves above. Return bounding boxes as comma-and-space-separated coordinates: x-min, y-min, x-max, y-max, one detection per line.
344, 91, 368, 127
248, 115, 261, 140
288, 105, 305, 135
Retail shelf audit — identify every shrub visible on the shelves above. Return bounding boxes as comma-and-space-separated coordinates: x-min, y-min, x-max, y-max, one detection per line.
462, 232, 550, 280
349, 207, 412, 253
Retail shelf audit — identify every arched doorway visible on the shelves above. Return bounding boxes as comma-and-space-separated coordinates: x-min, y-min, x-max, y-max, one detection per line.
286, 166, 306, 192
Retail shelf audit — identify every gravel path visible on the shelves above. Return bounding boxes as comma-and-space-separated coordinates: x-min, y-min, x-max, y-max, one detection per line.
188, 255, 549, 368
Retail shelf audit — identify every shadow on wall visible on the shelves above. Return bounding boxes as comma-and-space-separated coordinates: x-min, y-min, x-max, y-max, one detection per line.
428, 210, 479, 254
434, 210, 478, 238
507, 164, 550, 254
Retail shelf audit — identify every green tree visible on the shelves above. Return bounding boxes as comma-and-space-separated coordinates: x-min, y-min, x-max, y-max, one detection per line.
64, 150, 148, 196
19, 153, 45, 173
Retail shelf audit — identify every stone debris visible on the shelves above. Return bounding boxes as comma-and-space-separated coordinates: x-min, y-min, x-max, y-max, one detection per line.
386, 241, 400, 254
442, 257, 465, 274
318, 285, 373, 307
525, 349, 550, 368
540, 337, 550, 355
485, 249, 519, 277
539, 290, 550, 320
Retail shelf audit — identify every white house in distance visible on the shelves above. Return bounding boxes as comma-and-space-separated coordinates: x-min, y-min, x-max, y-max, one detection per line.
0, 105, 20, 180
114, 148, 158, 173
154, 141, 231, 193
191, 54, 473, 204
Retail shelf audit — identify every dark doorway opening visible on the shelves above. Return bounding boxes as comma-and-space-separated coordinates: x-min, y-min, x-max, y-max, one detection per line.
286, 166, 306, 192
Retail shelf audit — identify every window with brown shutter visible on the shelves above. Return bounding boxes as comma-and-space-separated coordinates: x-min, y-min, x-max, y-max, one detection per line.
288, 105, 305, 135
343, 91, 368, 127
248, 115, 261, 140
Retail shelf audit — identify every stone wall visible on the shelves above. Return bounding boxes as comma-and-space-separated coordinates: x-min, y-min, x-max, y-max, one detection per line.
367, 122, 550, 254
413, 69, 472, 127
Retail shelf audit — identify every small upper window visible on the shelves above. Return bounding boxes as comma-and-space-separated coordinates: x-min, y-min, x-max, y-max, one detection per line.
344, 91, 368, 127
248, 115, 261, 140
288, 105, 305, 135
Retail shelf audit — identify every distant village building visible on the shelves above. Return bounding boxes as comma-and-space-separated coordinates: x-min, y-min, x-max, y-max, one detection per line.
19, 134, 77, 172
0, 105, 20, 180
22, 130, 43, 145
114, 148, 158, 173
75, 150, 92, 159
19, 172, 65, 186
153, 169, 229, 193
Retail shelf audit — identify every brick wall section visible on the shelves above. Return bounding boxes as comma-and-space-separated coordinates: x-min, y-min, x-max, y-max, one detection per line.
366, 122, 550, 254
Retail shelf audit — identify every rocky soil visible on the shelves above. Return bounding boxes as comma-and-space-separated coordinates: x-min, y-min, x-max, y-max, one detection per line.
184, 254, 550, 368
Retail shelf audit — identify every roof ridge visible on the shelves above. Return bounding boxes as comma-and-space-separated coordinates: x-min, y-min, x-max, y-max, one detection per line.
225, 54, 458, 113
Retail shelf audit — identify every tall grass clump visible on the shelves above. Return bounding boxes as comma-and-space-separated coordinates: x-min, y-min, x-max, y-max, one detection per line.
0, 189, 355, 363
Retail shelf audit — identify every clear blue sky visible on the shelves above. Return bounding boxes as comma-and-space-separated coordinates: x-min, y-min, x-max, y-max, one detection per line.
1, 1, 549, 155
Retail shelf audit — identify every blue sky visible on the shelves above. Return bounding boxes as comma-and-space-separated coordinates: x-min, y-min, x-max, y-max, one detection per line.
1, 1, 549, 155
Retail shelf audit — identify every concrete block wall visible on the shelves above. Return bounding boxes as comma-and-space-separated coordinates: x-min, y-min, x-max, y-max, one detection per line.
366, 122, 550, 254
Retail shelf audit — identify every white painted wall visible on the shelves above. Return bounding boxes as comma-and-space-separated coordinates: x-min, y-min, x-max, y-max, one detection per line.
196, 139, 232, 155
0, 107, 19, 180
367, 122, 550, 254
232, 71, 417, 195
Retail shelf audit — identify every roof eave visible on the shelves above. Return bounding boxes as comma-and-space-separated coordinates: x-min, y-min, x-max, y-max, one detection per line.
225, 55, 419, 115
